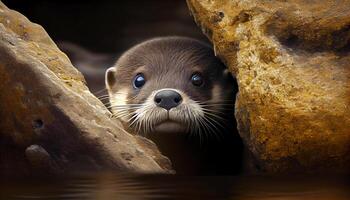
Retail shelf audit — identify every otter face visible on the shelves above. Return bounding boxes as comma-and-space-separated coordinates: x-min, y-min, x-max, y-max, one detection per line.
105, 37, 236, 137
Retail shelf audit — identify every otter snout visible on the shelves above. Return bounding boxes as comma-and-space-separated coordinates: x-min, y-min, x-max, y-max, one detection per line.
154, 89, 182, 110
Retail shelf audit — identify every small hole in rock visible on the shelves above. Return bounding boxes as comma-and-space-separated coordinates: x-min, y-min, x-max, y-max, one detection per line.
238, 12, 251, 23
284, 34, 299, 47
337, 41, 350, 54
32, 119, 44, 129
218, 11, 225, 19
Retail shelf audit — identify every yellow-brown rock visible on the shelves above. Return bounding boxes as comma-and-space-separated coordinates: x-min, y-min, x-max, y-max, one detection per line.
187, 0, 350, 173
0, 2, 172, 176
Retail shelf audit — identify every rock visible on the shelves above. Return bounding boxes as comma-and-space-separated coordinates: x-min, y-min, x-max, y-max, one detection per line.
0, 2, 172, 177
25, 145, 52, 170
187, 0, 350, 173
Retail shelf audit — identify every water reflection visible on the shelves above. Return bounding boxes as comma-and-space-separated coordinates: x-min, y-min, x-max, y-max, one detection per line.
1, 173, 349, 200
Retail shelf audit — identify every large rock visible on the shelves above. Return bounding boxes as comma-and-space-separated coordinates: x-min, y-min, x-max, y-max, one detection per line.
187, 0, 350, 173
0, 2, 172, 176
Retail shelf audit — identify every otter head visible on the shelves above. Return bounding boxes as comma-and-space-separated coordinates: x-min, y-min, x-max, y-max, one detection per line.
105, 37, 237, 138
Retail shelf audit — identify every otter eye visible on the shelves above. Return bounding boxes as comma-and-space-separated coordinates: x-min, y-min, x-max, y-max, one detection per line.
191, 73, 204, 87
133, 74, 146, 89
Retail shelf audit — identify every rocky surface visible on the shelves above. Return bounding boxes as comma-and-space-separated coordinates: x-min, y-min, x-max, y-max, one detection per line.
0, 2, 172, 177
187, 0, 350, 173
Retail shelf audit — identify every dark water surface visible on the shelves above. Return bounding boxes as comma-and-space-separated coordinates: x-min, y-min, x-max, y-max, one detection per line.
1, 173, 349, 200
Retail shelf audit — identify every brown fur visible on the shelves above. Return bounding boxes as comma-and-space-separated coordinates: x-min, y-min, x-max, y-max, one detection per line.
106, 36, 243, 175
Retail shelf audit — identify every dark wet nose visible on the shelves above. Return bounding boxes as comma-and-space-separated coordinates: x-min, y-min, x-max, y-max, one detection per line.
154, 90, 182, 110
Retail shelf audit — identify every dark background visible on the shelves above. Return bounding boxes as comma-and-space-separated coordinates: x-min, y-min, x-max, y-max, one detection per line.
3, 0, 207, 93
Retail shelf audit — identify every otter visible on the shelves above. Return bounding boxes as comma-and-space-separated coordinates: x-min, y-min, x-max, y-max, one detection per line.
105, 36, 243, 175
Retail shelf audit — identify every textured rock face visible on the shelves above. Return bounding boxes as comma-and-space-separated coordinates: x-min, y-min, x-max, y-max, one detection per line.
187, 0, 350, 173
0, 2, 172, 176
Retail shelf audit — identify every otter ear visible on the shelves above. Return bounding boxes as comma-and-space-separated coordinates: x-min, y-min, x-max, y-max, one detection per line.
105, 67, 117, 89
223, 69, 231, 76
223, 68, 236, 80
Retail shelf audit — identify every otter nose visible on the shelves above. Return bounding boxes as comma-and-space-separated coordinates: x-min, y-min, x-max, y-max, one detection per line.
154, 90, 182, 110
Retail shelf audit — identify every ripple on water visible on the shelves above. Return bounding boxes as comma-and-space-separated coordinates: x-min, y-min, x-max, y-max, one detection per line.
0, 173, 349, 200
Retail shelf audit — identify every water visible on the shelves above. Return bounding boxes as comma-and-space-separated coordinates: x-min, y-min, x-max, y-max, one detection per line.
1, 173, 349, 200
